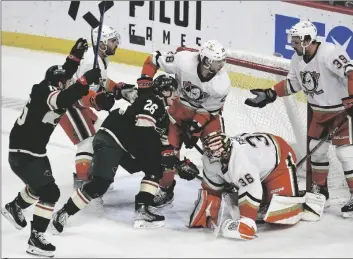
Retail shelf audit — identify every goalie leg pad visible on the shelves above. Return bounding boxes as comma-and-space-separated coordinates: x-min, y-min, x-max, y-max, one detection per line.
189, 189, 221, 228
221, 217, 257, 240
301, 192, 326, 221
264, 194, 304, 225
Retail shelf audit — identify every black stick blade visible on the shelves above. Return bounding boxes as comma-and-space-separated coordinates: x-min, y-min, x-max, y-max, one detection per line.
83, 12, 100, 28
68, 1, 80, 21
98, 1, 114, 15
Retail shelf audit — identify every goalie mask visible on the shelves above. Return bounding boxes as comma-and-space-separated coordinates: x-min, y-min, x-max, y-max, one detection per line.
199, 40, 227, 74
203, 131, 232, 162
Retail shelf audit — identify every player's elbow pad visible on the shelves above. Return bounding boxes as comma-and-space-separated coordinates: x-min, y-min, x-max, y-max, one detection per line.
56, 84, 89, 108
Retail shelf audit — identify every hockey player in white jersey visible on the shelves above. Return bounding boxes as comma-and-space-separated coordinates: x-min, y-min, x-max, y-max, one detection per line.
188, 131, 326, 240
245, 21, 353, 218
59, 25, 138, 188
137, 40, 231, 207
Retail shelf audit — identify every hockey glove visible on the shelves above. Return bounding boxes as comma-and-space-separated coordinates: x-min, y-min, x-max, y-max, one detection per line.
137, 75, 153, 89
342, 95, 353, 117
175, 157, 200, 181
92, 91, 115, 111
244, 88, 277, 108
68, 38, 88, 62
113, 82, 138, 103
78, 68, 101, 86
161, 146, 178, 171
182, 118, 205, 149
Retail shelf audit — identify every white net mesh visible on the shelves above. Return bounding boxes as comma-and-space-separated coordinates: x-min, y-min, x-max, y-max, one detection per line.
223, 49, 350, 204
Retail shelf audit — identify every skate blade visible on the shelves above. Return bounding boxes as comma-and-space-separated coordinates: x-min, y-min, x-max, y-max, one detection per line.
26, 245, 54, 258
1, 207, 26, 230
342, 211, 353, 218
133, 220, 165, 229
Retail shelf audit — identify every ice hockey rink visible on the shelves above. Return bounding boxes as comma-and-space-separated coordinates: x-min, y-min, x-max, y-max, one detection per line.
1, 46, 353, 258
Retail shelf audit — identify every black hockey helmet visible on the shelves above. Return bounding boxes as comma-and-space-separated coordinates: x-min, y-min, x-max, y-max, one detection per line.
45, 65, 70, 88
151, 74, 178, 97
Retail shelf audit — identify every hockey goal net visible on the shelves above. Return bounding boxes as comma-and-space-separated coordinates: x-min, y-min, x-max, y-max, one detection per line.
223, 49, 350, 204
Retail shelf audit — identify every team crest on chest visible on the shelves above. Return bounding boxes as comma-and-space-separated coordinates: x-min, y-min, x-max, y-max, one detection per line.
300, 71, 323, 97
181, 81, 210, 105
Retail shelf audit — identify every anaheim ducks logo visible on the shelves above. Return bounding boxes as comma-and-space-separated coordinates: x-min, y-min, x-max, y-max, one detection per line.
181, 81, 210, 105
300, 71, 323, 98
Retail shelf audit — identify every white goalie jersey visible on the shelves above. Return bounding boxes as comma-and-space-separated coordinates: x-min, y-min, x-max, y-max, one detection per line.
156, 50, 231, 114
285, 42, 353, 108
203, 133, 279, 200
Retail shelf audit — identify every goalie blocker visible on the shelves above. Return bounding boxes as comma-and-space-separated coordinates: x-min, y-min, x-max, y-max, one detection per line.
188, 132, 326, 240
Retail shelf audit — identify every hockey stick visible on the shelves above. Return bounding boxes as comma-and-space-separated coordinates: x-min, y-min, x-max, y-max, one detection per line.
193, 142, 204, 155
296, 114, 349, 169
92, 1, 108, 69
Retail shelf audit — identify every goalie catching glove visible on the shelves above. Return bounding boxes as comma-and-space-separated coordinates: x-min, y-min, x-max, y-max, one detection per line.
244, 88, 277, 108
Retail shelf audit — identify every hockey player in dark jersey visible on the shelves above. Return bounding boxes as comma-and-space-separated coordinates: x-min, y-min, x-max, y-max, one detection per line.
50, 74, 199, 232
0, 38, 113, 257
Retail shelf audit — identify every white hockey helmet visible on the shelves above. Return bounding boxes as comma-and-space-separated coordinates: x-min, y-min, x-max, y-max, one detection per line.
200, 40, 227, 62
91, 25, 121, 47
287, 21, 317, 45
199, 40, 227, 73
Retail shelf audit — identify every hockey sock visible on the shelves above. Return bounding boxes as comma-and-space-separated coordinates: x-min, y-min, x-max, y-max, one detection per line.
33, 201, 55, 232
65, 188, 91, 215
344, 170, 353, 193
311, 161, 329, 186
15, 186, 39, 209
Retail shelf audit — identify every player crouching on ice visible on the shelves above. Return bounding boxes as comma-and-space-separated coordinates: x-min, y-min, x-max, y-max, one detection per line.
187, 132, 326, 240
